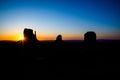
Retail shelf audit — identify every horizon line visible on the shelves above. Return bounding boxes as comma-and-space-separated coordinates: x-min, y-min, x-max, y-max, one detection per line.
0, 39, 120, 42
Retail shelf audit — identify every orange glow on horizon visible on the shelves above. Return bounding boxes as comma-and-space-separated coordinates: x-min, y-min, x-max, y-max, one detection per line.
0, 34, 24, 41
19, 36, 24, 40
0, 33, 120, 41
97, 33, 120, 40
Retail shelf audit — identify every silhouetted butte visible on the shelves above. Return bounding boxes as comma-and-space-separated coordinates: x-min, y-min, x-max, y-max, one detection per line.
55, 34, 63, 43
84, 31, 97, 45
24, 28, 37, 42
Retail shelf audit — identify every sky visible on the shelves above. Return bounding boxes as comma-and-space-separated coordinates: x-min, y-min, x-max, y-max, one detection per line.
0, 0, 120, 40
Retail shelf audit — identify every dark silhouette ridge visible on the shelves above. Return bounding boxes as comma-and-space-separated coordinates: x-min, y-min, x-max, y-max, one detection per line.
1, 29, 120, 78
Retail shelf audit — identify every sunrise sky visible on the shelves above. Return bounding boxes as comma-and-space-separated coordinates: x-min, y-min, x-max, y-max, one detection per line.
0, 0, 120, 41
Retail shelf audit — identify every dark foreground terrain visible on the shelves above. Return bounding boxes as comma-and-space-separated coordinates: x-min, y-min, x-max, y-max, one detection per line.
0, 40, 120, 78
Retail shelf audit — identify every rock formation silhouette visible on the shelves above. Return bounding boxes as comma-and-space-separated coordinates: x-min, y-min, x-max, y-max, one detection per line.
22, 28, 38, 49
84, 31, 97, 45
55, 34, 63, 43
24, 28, 37, 42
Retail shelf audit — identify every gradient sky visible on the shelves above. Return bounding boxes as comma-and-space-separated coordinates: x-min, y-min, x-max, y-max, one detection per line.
0, 0, 120, 40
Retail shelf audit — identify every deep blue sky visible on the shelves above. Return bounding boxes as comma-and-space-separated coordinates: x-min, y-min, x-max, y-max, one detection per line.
0, 0, 120, 40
